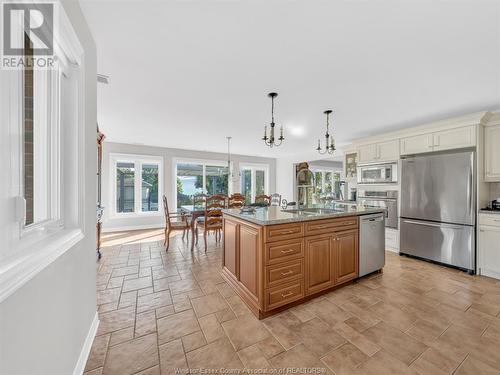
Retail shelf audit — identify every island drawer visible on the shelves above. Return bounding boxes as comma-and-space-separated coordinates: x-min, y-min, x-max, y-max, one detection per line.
265, 260, 303, 288
305, 217, 358, 236
265, 238, 304, 265
265, 280, 304, 311
265, 223, 304, 243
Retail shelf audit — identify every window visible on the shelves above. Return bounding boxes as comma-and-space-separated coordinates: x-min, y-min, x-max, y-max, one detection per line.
111, 155, 163, 216
239, 164, 269, 204
21, 33, 64, 231
175, 161, 229, 209
116, 162, 135, 213
142, 164, 159, 212
2, 2, 86, 301
310, 167, 342, 196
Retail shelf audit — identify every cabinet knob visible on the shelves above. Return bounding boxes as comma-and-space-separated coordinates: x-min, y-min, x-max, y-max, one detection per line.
281, 270, 294, 276
281, 291, 294, 298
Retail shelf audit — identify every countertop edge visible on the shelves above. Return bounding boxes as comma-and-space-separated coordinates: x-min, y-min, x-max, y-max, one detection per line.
222, 208, 386, 226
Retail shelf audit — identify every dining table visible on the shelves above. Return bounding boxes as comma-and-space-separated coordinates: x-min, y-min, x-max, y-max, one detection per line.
180, 205, 206, 251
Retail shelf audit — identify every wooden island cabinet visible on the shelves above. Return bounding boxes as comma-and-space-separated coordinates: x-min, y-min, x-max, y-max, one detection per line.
222, 212, 361, 319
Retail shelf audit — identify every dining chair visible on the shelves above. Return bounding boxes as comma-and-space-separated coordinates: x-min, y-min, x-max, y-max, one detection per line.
195, 194, 225, 251
193, 193, 207, 208
163, 195, 190, 251
255, 194, 271, 206
228, 193, 245, 208
270, 193, 282, 206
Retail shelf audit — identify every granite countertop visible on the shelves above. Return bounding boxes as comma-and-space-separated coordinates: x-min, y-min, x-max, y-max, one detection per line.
222, 204, 385, 225
480, 209, 500, 215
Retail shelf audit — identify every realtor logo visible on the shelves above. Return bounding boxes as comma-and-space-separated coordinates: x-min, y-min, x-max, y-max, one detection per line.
1, 1, 54, 68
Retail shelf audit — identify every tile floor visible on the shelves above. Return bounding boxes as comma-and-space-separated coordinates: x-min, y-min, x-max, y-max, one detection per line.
85, 229, 500, 375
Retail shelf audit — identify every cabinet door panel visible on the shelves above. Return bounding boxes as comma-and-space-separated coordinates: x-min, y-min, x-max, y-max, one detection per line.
377, 140, 399, 162
334, 230, 358, 284
478, 227, 500, 279
358, 144, 378, 164
433, 126, 475, 152
305, 235, 333, 295
239, 225, 260, 298
224, 220, 239, 277
485, 125, 500, 181
400, 134, 433, 155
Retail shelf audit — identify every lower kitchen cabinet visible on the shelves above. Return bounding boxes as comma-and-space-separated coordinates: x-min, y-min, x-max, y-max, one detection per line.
334, 229, 358, 284
305, 234, 334, 295
305, 229, 358, 295
478, 214, 500, 279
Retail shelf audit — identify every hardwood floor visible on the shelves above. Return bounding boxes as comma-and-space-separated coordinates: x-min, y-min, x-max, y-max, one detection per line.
85, 229, 500, 375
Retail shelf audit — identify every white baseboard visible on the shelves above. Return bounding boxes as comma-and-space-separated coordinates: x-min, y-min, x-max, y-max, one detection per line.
73, 312, 99, 375
102, 223, 164, 233
386, 247, 399, 253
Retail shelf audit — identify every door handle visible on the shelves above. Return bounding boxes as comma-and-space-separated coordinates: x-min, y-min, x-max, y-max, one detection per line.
403, 220, 464, 230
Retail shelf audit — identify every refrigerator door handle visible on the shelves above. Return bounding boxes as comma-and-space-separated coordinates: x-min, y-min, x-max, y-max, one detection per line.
402, 219, 465, 230
468, 159, 473, 217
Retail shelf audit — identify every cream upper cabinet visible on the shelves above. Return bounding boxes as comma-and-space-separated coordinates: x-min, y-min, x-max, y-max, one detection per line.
358, 140, 399, 164
400, 133, 433, 155
357, 144, 377, 164
485, 124, 500, 181
377, 140, 400, 162
433, 126, 476, 152
400, 126, 476, 155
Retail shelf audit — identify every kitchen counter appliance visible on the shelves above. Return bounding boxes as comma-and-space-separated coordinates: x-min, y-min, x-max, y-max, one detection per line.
357, 162, 398, 184
400, 150, 475, 273
358, 190, 398, 229
359, 213, 386, 277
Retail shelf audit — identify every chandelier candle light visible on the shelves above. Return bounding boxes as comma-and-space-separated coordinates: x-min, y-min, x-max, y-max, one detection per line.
316, 109, 336, 155
262, 92, 284, 148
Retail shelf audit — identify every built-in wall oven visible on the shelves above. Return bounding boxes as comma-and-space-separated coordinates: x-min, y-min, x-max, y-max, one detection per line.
357, 162, 398, 184
358, 190, 398, 229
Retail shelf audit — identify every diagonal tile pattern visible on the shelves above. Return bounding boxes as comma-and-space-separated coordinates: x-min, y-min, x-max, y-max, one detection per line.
86, 229, 500, 375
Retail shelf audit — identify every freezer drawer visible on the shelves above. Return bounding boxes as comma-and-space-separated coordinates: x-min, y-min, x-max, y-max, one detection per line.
400, 218, 475, 271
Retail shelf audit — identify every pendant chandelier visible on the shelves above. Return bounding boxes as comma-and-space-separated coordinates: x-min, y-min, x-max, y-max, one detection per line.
262, 92, 284, 148
316, 109, 336, 155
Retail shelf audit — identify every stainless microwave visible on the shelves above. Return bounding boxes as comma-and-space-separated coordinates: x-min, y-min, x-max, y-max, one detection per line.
357, 162, 398, 184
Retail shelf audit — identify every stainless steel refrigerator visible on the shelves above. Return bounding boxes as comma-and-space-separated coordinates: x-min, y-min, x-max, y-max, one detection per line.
400, 150, 475, 273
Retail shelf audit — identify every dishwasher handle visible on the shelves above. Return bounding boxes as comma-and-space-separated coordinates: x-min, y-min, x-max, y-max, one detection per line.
362, 215, 385, 223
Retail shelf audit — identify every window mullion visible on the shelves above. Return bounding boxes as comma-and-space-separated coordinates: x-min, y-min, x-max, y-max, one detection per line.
136, 161, 141, 213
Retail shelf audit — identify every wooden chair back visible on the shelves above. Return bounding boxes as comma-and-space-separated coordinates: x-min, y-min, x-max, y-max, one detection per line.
255, 194, 271, 206
270, 193, 282, 206
193, 193, 207, 208
163, 195, 171, 225
204, 194, 225, 229
228, 193, 245, 208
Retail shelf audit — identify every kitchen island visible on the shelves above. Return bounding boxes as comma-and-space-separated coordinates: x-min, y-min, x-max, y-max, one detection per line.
221, 204, 385, 319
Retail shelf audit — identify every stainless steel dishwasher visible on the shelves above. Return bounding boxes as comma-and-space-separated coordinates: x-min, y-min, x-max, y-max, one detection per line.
359, 213, 386, 277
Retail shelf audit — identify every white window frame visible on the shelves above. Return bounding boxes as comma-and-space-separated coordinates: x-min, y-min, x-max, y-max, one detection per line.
1, 2, 86, 303
239, 163, 270, 203
110, 153, 164, 218
173, 158, 231, 211
310, 167, 342, 194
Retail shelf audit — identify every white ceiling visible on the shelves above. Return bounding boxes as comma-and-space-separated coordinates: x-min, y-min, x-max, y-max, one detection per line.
80, 0, 500, 158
